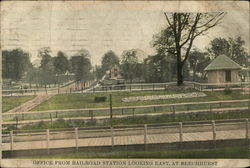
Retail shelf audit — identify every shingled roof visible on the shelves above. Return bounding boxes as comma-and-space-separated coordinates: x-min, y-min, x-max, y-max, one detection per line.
204, 55, 242, 71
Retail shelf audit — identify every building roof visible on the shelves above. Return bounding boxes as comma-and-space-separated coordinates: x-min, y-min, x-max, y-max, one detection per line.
204, 55, 242, 71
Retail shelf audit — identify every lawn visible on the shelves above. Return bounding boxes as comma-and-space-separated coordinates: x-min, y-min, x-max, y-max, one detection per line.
31, 90, 249, 111
2, 96, 36, 112
6, 109, 249, 131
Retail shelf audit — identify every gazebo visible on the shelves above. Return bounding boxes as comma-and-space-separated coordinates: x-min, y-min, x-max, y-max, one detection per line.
204, 55, 242, 83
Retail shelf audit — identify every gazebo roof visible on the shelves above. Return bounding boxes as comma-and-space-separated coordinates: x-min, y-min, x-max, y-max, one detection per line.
204, 55, 242, 71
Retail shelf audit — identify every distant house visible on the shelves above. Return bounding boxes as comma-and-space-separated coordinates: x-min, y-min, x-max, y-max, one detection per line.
108, 65, 122, 79
204, 55, 242, 83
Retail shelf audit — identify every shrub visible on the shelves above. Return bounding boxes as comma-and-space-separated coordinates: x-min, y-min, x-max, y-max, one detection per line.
94, 96, 107, 103
224, 87, 232, 95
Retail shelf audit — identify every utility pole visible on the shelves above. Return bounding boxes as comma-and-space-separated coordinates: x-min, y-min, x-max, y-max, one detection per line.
110, 94, 113, 123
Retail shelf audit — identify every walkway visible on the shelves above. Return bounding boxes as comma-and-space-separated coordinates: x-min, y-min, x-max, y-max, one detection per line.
2, 129, 246, 151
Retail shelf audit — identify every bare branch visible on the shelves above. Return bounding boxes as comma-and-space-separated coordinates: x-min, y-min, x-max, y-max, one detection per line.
196, 12, 225, 28
164, 12, 172, 27
180, 13, 201, 48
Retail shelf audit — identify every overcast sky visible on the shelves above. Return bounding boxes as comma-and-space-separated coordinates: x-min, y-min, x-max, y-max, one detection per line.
1, 1, 249, 65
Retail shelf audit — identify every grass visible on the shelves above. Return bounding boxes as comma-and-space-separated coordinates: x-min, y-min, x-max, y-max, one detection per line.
2, 96, 36, 112
6, 110, 249, 131
4, 101, 249, 122
31, 90, 249, 111
17, 146, 249, 159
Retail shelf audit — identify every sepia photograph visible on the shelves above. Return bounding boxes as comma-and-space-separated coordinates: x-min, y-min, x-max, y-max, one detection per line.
1, 0, 249, 167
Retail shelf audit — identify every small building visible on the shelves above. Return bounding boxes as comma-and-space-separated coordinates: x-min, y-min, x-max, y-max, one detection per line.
204, 55, 242, 83
108, 65, 122, 79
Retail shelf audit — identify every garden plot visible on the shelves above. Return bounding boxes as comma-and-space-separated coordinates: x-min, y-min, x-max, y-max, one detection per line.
122, 92, 206, 102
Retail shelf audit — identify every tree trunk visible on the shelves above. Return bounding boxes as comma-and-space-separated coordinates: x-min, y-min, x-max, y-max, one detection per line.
177, 62, 183, 85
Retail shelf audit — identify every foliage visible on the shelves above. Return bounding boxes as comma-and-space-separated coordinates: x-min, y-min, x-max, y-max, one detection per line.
101, 50, 120, 73
120, 49, 140, 82
2, 48, 32, 81
53, 51, 70, 75
207, 36, 249, 67
70, 49, 92, 82
224, 87, 232, 95
188, 49, 211, 81
154, 12, 225, 85
94, 96, 107, 102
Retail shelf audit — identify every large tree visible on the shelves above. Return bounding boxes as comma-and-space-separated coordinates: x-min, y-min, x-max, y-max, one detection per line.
70, 49, 92, 82
189, 49, 210, 81
207, 36, 249, 67
157, 12, 225, 85
120, 49, 139, 83
101, 50, 120, 73
54, 51, 70, 75
37, 47, 55, 86
2, 48, 32, 81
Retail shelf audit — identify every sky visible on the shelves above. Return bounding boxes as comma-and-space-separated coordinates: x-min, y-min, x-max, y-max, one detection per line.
1, 1, 249, 66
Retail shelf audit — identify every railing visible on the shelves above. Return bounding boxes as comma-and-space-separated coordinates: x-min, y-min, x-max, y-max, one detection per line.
2, 81, 249, 96
2, 118, 249, 153
3, 99, 249, 124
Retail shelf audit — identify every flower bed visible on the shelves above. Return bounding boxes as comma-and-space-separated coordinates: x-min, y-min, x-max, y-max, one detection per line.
122, 92, 206, 103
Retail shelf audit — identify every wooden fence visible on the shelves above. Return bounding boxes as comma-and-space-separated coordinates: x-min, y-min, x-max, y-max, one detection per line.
2, 118, 249, 153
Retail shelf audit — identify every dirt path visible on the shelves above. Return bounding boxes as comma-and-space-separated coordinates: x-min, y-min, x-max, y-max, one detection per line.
5, 82, 79, 113
6, 94, 56, 113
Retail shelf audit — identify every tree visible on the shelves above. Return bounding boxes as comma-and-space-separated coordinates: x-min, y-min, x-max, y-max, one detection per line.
2, 48, 32, 82
70, 49, 92, 82
157, 12, 225, 85
54, 51, 70, 75
120, 49, 139, 83
37, 47, 56, 86
144, 53, 176, 83
189, 49, 210, 81
208, 36, 249, 67
101, 50, 120, 73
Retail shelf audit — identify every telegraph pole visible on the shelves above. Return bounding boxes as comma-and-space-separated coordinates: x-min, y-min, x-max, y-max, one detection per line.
110, 94, 113, 124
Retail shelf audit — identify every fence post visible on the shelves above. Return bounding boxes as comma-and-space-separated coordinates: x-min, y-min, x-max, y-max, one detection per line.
110, 127, 114, 148
246, 119, 249, 139
56, 112, 58, 118
46, 129, 50, 154
15, 117, 18, 129
211, 120, 216, 147
22, 113, 24, 120
75, 128, 79, 152
172, 106, 175, 114
91, 110, 94, 121
133, 108, 135, 116
50, 113, 52, 123
130, 85, 132, 91
179, 122, 183, 143
144, 124, 148, 150
121, 108, 124, 115
10, 130, 14, 151
209, 104, 212, 113
154, 107, 156, 113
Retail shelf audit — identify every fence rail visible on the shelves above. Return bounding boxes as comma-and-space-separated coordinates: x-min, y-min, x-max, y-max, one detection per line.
3, 99, 249, 124
3, 81, 249, 96
2, 118, 249, 152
